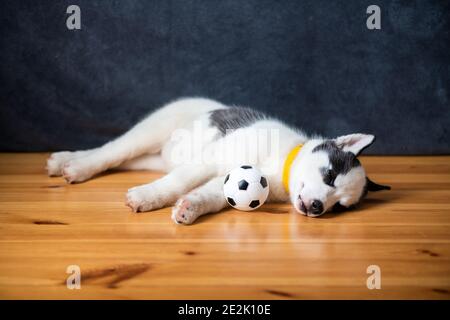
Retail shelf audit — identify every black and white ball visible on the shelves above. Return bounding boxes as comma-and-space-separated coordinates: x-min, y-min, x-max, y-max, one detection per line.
223, 165, 269, 211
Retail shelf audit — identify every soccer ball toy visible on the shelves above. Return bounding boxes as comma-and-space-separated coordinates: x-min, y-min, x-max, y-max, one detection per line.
223, 165, 269, 211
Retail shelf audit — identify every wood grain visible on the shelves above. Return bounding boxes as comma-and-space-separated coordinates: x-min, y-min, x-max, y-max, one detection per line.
0, 153, 449, 299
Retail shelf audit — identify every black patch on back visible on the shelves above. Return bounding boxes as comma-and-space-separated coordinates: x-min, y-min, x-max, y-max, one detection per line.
209, 107, 267, 136
312, 141, 361, 185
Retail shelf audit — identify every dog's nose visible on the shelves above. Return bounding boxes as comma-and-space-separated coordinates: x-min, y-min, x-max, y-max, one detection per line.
310, 200, 323, 215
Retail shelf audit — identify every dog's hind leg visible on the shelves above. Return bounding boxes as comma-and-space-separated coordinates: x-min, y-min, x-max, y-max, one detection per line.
54, 98, 225, 183
117, 154, 166, 172
59, 120, 164, 183
171, 176, 228, 225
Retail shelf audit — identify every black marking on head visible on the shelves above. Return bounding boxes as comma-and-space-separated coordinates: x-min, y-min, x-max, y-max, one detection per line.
321, 168, 336, 187
238, 179, 249, 190
313, 141, 361, 186
249, 200, 260, 208
227, 197, 236, 206
224, 174, 230, 184
241, 165, 252, 169
209, 107, 267, 136
260, 176, 268, 188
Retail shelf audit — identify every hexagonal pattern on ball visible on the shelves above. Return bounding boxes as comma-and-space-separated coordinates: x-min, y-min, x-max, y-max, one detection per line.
223, 165, 269, 211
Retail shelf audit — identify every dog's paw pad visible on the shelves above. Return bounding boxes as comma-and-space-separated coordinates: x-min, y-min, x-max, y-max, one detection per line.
172, 198, 197, 225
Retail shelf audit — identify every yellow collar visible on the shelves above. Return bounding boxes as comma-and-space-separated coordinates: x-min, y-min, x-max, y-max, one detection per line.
282, 144, 303, 193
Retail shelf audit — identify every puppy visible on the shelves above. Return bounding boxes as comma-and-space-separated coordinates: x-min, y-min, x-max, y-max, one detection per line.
46, 97, 390, 224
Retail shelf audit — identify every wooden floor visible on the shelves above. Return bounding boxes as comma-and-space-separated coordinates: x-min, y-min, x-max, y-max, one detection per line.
0, 153, 449, 299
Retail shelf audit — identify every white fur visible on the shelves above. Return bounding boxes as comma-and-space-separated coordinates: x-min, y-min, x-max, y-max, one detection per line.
47, 97, 373, 224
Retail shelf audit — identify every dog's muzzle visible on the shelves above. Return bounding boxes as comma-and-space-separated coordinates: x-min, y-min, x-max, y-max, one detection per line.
296, 196, 324, 217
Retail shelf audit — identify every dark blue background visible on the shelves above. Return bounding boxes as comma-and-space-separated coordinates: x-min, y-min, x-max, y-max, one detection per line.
0, 0, 449, 154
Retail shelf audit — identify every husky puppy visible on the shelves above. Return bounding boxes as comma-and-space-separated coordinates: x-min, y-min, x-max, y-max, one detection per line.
46, 98, 390, 224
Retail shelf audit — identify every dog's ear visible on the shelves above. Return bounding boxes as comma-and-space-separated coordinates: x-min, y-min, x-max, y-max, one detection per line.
334, 133, 375, 156
366, 177, 391, 192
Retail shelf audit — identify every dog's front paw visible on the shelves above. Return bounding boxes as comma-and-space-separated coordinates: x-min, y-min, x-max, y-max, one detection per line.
62, 160, 93, 183
125, 185, 162, 213
171, 198, 201, 225
46, 151, 73, 176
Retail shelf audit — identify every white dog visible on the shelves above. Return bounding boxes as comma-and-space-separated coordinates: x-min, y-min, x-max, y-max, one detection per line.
46, 97, 390, 224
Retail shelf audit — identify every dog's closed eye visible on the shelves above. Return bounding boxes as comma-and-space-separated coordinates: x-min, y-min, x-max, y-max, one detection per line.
323, 168, 336, 187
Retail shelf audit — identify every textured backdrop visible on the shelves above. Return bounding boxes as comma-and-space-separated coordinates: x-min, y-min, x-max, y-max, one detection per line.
0, 0, 449, 154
